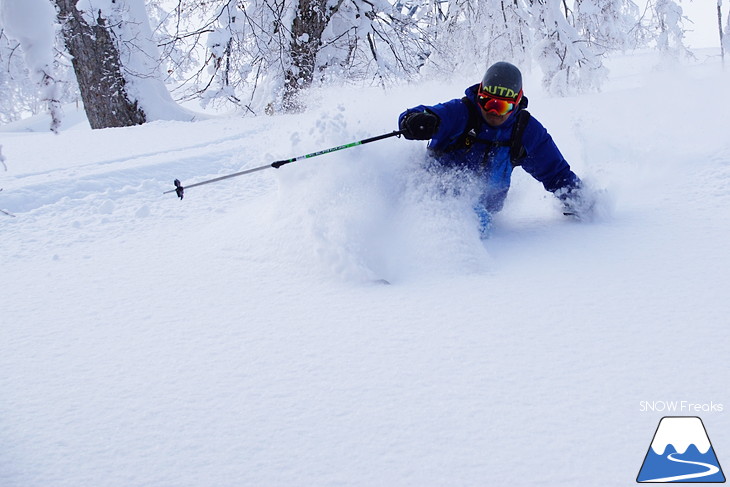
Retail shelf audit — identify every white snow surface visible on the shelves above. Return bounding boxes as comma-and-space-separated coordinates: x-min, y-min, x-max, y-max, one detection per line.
2, 50, 730, 486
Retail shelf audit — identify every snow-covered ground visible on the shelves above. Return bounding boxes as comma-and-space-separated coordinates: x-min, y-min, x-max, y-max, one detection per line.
2, 50, 730, 486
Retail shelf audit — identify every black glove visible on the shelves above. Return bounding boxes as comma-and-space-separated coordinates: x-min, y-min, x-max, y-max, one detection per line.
399, 111, 440, 140
559, 184, 596, 220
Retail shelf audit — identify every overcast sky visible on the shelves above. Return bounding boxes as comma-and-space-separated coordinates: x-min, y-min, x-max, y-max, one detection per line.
644, 0, 723, 49
684, 1, 722, 48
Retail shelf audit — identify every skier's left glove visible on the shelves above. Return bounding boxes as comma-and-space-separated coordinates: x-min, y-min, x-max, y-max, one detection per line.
559, 185, 595, 221
399, 110, 440, 140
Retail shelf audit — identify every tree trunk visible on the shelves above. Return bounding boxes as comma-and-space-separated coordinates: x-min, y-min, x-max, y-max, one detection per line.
54, 0, 146, 129
283, 0, 343, 112
719, 2, 725, 66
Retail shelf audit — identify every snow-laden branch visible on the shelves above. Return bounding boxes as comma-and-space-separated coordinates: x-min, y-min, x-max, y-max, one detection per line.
0, 0, 63, 131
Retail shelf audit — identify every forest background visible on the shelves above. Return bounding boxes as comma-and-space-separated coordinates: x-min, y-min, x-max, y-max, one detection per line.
1, 0, 729, 132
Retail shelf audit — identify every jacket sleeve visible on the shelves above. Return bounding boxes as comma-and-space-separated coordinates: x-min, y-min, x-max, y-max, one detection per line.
399, 99, 470, 151
519, 116, 581, 194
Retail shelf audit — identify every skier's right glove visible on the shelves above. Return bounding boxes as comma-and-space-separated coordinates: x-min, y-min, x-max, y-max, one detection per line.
399, 110, 440, 140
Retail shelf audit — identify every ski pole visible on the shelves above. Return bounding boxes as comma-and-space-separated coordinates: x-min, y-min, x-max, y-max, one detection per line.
164, 129, 405, 199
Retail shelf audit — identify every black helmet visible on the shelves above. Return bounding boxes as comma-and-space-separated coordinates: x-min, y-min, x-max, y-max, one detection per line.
479, 62, 523, 101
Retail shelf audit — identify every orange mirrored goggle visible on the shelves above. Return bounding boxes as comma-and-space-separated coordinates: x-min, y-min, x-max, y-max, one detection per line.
477, 89, 523, 116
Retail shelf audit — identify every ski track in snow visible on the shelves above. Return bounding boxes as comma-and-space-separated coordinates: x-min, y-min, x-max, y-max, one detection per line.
3, 125, 268, 212
2, 51, 730, 486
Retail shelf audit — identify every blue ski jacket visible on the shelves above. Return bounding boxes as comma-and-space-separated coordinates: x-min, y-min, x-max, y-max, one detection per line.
400, 84, 581, 213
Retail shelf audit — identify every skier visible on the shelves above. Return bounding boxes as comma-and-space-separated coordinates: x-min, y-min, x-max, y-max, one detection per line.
398, 61, 592, 237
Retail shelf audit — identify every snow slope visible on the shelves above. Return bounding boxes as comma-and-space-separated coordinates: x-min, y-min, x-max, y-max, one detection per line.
2, 50, 730, 486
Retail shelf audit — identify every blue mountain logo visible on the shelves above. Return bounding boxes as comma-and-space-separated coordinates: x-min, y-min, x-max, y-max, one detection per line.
637, 416, 725, 483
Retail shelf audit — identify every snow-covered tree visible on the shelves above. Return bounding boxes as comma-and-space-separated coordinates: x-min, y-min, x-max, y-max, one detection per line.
53, 0, 196, 129
649, 0, 690, 58
155, 0, 429, 114
0, 30, 35, 124
320, 1, 429, 85
531, 0, 607, 96
725, 5, 730, 62
573, 0, 641, 52
421, 0, 531, 78
145, 0, 213, 87
0, 0, 709, 124
54, 0, 147, 129
201, 1, 245, 109
720, 0, 729, 64
284, 0, 341, 111
141, 0, 249, 110
1, 0, 64, 131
